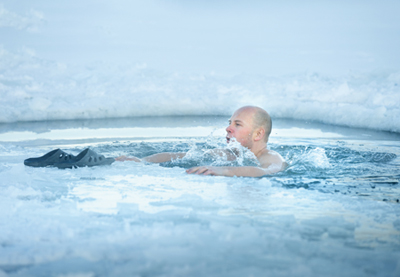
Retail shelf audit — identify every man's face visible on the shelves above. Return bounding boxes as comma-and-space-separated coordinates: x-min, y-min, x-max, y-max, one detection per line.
225, 109, 255, 149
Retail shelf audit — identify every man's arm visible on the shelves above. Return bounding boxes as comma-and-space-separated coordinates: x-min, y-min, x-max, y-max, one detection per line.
186, 151, 286, 177
186, 164, 283, 177
143, 152, 186, 163
115, 152, 186, 163
115, 148, 234, 163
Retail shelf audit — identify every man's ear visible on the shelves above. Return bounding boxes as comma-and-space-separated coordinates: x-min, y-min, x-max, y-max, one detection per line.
254, 128, 265, 141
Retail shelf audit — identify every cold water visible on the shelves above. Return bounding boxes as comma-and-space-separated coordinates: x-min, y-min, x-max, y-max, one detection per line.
0, 117, 399, 276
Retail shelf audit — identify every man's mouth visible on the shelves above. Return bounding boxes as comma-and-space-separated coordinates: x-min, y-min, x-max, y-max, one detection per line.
226, 137, 230, 143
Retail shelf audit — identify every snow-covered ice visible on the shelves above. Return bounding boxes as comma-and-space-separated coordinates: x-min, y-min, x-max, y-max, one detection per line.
1, 0, 400, 276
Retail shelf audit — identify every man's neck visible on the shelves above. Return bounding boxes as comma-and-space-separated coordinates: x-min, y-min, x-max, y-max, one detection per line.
251, 143, 268, 159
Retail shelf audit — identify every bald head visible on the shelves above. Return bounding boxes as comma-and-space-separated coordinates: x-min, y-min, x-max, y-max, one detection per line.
235, 106, 272, 142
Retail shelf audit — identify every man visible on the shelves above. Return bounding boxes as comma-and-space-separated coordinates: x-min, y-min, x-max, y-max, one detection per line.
116, 106, 286, 177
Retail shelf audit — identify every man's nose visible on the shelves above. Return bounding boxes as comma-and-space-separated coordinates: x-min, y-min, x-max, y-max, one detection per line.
226, 125, 232, 133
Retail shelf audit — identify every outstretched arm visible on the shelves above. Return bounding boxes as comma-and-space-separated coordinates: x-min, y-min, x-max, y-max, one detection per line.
143, 152, 186, 163
115, 152, 186, 163
115, 148, 233, 163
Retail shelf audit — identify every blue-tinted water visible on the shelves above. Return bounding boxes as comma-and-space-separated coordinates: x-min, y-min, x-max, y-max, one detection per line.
94, 136, 400, 202
0, 118, 399, 276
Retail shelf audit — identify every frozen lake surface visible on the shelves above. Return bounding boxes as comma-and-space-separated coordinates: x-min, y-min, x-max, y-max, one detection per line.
1, 1, 400, 275
0, 117, 399, 276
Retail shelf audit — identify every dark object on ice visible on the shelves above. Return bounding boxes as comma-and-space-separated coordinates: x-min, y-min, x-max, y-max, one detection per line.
24, 148, 114, 169
24, 149, 75, 167
54, 148, 115, 169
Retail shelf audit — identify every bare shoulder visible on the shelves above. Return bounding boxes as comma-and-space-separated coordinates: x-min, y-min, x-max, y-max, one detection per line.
258, 149, 286, 170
